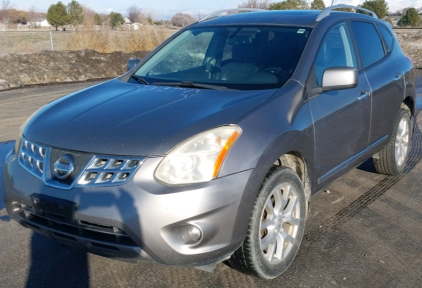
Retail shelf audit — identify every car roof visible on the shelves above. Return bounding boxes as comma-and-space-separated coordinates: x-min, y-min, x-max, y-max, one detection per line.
194, 9, 379, 28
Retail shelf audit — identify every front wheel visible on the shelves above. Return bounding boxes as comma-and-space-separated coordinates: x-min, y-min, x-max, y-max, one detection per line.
229, 167, 306, 279
373, 107, 412, 175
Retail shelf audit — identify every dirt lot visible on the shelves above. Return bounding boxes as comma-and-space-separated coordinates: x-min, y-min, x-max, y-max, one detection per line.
0, 76, 422, 288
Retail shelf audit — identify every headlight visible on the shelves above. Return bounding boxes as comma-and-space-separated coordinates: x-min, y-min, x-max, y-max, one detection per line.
155, 125, 242, 185
14, 106, 44, 155
14, 134, 22, 155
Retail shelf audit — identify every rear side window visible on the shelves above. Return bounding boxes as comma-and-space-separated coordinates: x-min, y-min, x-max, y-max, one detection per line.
314, 23, 357, 86
377, 24, 394, 51
351, 22, 385, 68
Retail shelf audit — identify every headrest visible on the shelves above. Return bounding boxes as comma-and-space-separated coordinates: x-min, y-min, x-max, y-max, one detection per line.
228, 36, 252, 46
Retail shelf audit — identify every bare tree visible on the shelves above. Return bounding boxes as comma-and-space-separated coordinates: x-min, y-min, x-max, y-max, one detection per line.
99, 13, 109, 27
238, 0, 269, 9
171, 12, 196, 27
1, 0, 14, 29
127, 4, 142, 23
144, 9, 156, 25
28, 5, 36, 28
82, 4, 96, 27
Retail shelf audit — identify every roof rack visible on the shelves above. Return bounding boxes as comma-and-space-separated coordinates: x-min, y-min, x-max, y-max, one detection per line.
316, 4, 378, 22
200, 8, 263, 22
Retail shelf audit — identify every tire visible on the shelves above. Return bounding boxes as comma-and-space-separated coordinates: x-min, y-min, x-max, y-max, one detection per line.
229, 167, 306, 279
373, 108, 412, 175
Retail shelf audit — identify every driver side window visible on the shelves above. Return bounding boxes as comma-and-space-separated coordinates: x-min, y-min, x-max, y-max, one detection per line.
315, 23, 357, 86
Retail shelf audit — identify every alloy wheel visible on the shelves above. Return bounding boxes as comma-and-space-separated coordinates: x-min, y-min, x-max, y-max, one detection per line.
395, 117, 410, 167
259, 183, 301, 264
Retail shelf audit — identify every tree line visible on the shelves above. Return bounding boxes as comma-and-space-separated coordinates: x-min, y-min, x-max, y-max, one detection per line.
0, 0, 45, 27
45, 1, 145, 30
3, 0, 422, 30
45, 1, 198, 30
238, 0, 422, 27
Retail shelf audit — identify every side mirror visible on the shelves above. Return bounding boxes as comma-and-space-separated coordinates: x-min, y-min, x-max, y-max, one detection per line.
127, 58, 141, 72
322, 67, 358, 92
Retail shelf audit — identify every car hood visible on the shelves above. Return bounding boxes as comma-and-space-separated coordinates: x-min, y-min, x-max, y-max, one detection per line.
24, 79, 276, 156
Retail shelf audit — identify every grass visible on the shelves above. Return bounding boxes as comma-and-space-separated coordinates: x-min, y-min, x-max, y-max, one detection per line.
65, 27, 172, 53
0, 27, 173, 54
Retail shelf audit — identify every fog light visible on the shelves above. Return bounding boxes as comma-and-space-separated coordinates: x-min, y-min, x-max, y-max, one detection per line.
187, 225, 202, 242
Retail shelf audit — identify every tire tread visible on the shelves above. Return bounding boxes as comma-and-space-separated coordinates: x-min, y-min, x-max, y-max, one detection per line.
228, 167, 305, 279
373, 108, 411, 176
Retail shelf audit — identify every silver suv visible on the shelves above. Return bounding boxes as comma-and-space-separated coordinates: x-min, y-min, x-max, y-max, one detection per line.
4, 6, 415, 279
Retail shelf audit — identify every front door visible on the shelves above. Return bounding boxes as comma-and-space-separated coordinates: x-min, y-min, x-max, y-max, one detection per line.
308, 23, 372, 184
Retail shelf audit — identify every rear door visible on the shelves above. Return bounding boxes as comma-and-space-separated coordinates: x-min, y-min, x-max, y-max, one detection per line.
308, 22, 372, 184
350, 21, 404, 145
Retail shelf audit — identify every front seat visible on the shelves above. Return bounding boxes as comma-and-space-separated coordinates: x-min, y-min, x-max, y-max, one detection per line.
219, 41, 259, 82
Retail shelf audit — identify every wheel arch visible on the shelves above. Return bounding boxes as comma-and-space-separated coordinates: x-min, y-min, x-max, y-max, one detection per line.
402, 96, 415, 137
403, 96, 415, 116
274, 151, 312, 216
230, 130, 314, 247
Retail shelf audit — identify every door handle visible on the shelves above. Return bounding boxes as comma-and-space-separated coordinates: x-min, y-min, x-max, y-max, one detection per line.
358, 91, 370, 102
395, 73, 403, 81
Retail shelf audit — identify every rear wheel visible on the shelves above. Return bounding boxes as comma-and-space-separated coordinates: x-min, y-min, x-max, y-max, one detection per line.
373, 108, 411, 175
229, 167, 306, 279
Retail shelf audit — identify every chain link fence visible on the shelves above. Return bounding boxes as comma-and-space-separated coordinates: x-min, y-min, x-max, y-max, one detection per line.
0, 31, 67, 54
0, 29, 175, 55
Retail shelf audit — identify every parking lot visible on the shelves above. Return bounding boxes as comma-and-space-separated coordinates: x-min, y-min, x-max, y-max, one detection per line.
1, 75, 422, 288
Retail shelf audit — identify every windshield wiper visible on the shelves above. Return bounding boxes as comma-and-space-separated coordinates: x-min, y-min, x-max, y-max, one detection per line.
151, 81, 231, 90
131, 75, 149, 85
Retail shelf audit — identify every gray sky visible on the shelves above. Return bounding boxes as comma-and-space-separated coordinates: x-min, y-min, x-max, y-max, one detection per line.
14, 0, 422, 19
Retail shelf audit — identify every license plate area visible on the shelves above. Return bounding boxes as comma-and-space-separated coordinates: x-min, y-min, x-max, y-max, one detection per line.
30, 193, 77, 224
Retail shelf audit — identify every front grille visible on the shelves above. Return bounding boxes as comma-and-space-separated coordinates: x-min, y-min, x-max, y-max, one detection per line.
18, 136, 145, 189
15, 202, 138, 247
76, 156, 143, 187
18, 138, 47, 180
48, 147, 93, 188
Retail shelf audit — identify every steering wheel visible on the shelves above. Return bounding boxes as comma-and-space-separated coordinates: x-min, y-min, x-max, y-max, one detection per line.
261, 67, 290, 82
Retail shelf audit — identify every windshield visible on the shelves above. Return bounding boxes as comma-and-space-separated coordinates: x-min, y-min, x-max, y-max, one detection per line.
134, 25, 311, 90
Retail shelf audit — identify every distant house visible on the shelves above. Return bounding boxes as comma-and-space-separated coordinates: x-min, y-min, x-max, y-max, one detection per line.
30, 18, 43, 27
30, 18, 51, 28
123, 22, 143, 30
131, 23, 142, 30
124, 17, 132, 24
40, 19, 51, 28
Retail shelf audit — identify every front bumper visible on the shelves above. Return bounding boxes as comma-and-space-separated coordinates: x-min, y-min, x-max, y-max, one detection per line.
4, 154, 255, 266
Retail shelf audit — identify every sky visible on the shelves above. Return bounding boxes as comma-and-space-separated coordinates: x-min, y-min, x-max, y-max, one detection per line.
13, 0, 422, 20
